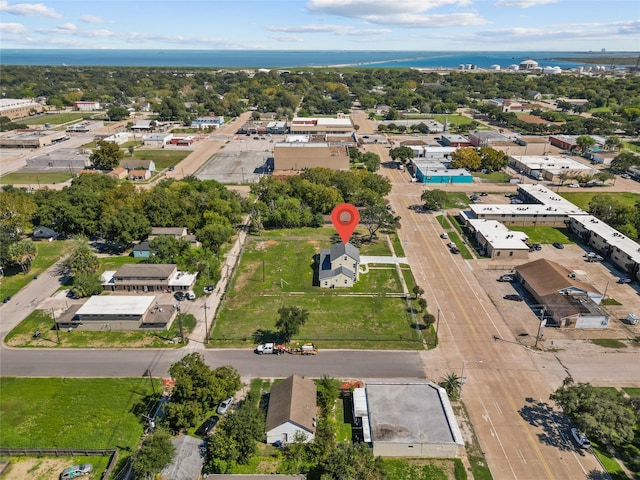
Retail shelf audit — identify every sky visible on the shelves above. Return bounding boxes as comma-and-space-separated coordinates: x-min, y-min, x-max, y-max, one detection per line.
0, 0, 639, 51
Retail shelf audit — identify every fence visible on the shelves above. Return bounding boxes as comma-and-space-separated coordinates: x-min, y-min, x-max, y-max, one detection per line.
0, 448, 119, 480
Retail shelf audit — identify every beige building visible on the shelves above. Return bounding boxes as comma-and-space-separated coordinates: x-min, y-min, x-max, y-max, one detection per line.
289, 115, 352, 134
273, 142, 350, 172
463, 216, 530, 259
0, 129, 68, 148
0, 98, 44, 120
102, 264, 197, 292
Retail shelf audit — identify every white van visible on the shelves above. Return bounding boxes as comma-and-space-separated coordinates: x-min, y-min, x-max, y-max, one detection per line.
185, 290, 196, 300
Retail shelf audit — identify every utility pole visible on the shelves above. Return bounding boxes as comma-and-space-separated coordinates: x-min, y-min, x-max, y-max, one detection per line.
144, 369, 157, 396
203, 303, 209, 344
535, 307, 546, 348
51, 308, 61, 344
177, 305, 185, 344
262, 259, 265, 282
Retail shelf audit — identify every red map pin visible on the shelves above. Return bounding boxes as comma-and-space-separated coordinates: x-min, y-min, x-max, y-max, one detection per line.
331, 203, 359, 244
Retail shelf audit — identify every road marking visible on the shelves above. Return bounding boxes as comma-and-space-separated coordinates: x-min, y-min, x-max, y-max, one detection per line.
494, 401, 502, 414
518, 449, 527, 465
505, 393, 556, 479
480, 398, 518, 479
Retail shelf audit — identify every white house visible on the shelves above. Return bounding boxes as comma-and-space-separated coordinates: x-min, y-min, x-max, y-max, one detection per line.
318, 242, 360, 288
266, 375, 317, 444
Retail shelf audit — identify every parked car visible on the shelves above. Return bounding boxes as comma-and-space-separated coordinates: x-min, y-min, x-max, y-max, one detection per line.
621, 174, 630, 179
195, 415, 219, 437
532, 243, 542, 251
568, 183, 579, 188
217, 397, 234, 415
60, 464, 92, 479
446, 242, 456, 249
450, 247, 460, 254
571, 428, 590, 449
498, 275, 514, 282
174, 291, 185, 301
185, 290, 196, 300
552, 242, 564, 249
204, 285, 215, 293
440, 233, 449, 239
2, 296, 11, 303
480, 192, 488, 196
617, 277, 632, 284
504, 294, 524, 302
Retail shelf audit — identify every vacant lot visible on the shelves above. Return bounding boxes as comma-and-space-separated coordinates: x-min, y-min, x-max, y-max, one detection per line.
213, 227, 422, 349
132, 149, 190, 169
561, 192, 640, 210
0, 378, 152, 449
3, 456, 109, 480
0, 171, 74, 185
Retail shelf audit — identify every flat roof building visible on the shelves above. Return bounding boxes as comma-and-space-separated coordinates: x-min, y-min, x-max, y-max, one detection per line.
510, 155, 593, 182
411, 159, 472, 184
365, 380, 463, 458
289, 116, 353, 134
468, 130, 512, 147
463, 216, 530, 259
0, 129, 68, 148
102, 264, 197, 292
66, 121, 104, 133
26, 148, 91, 170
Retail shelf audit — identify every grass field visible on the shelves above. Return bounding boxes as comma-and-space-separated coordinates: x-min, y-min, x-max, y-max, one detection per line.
213, 227, 422, 350
508, 226, 574, 245
592, 442, 631, 480
473, 171, 511, 183
0, 377, 153, 449
622, 387, 640, 397
0, 171, 74, 185
591, 338, 627, 349
98, 254, 141, 271
447, 231, 473, 259
132, 150, 190, 169
25, 112, 90, 125
560, 192, 640, 210
0, 240, 72, 300
5, 309, 196, 348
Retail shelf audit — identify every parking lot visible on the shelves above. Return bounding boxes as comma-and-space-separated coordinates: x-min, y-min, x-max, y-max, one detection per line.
196, 134, 283, 184
473, 242, 640, 347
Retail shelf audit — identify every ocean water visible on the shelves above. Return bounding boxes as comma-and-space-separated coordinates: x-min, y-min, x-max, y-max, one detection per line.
0, 49, 633, 69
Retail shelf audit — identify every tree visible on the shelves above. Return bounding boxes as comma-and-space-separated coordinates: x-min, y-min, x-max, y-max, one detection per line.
106, 106, 130, 121
321, 442, 384, 480
196, 222, 234, 253
0, 190, 37, 237
132, 429, 176, 480
360, 203, 397, 241
166, 353, 240, 431
450, 147, 482, 171
604, 135, 622, 151
71, 272, 103, 298
439, 373, 462, 400
551, 377, 637, 446
388, 146, 414, 163
610, 151, 640, 172
362, 152, 380, 172
420, 189, 447, 211
412, 285, 424, 298
276, 305, 308, 342
7, 239, 37, 273
417, 297, 427, 312
479, 147, 509, 172
64, 242, 100, 276
90, 140, 124, 169
317, 375, 339, 414
101, 206, 151, 246
576, 135, 596, 152
423, 313, 435, 328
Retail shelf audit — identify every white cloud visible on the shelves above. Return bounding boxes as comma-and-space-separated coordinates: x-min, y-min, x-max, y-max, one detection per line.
271, 34, 304, 43
307, 0, 471, 17
494, 0, 558, 7
57, 22, 77, 31
369, 13, 487, 27
0, 1, 61, 18
80, 14, 104, 24
266, 24, 391, 36
0, 22, 27, 33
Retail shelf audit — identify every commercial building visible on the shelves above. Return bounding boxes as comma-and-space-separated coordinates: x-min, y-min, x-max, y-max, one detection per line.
0, 129, 68, 148
468, 130, 512, 148
66, 121, 104, 133
266, 375, 317, 444
363, 381, 463, 458
266, 121, 287, 134
549, 134, 579, 151
516, 259, 609, 329
56, 295, 176, 331
289, 115, 353, 134
405, 146, 456, 160
74, 101, 101, 111
26, 148, 91, 170
411, 159, 472, 184
319, 242, 360, 288
0, 98, 44, 119
514, 136, 551, 155
102, 264, 197, 292
440, 134, 472, 147
120, 159, 156, 173
191, 116, 224, 129
142, 133, 173, 147
462, 216, 530, 259
509, 155, 593, 182
273, 142, 350, 172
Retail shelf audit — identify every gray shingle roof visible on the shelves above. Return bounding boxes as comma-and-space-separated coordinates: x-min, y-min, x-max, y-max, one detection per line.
266, 375, 317, 434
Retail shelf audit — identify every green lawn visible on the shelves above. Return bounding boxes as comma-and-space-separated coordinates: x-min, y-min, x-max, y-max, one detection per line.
622, 387, 640, 397
622, 141, 640, 153
508, 226, 574, 245
0, 171, 75, 185
381, 459, 451, 480
0, 377, 153, 449
5, 309, 196, 348
560, 192, 640, 210
25, 112, 90, 125
0, 240, 72, 300
448, 231, 473, 259
591, 338, 627, 349
473, 171, 511, 183
443, 193, 471, 208
133, 150, 190, 169
98, 254, 142, 271
592, 442, 631, 480
213, 228, 422, 350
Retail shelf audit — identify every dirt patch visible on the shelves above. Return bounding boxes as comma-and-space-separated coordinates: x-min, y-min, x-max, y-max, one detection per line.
306, 240, 320, 248
255, 240, 278, 251
3, 457, 73, 480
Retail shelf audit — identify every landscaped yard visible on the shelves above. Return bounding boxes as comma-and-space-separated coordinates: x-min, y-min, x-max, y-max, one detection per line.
0, 171, 75, 185
508, 226, 574, 245
560, 192, 640, 210
0, 240, 73, 300
0, 377, 153, 449
212, 227, 423, 350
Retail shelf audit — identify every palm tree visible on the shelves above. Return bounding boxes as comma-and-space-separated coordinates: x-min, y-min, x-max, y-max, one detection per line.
439, 373, 462, 400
